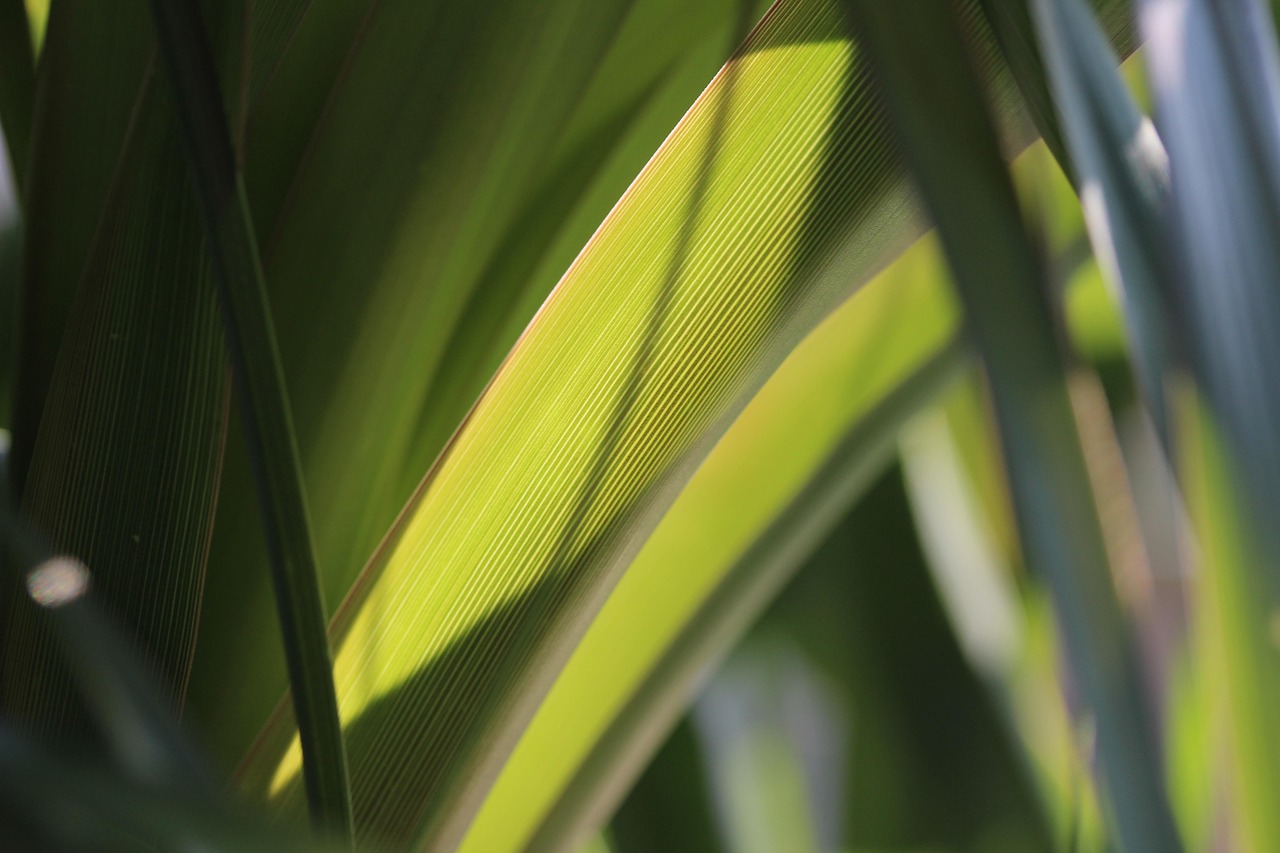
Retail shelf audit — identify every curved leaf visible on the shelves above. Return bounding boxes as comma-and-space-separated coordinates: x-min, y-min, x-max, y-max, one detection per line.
237, 1, 941, 846
191, 0, 778, 761
469, 236, 960, 853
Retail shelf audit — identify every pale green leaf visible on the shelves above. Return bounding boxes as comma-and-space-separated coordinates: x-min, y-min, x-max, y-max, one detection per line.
470, 237, 960, 853
190, 0, 776, 764
1177, 393, 1280, 853
235, 2, 946, 846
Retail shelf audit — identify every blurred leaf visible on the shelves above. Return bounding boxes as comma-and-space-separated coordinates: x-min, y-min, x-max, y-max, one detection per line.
608, 718, 725, 853
657, 463, 1052, 852
0, 482, 213, 796
794, 466, 1053, 851
1139, 0, 1280, 593
1177, 392, 1280, 853
0, 0, 33, 197
1030, 0, 1178, 444
687, 641, 834, 853
0, 723, 330, 853
841, 3, 1179, 850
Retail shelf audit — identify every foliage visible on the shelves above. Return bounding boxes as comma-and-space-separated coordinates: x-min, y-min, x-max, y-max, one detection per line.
0, 0, 1277, 851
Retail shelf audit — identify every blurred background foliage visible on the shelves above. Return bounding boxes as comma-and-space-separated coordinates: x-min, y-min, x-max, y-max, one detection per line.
1, 0, 1279, 852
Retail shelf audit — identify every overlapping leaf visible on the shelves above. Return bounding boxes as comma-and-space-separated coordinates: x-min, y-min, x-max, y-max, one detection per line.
841, 3, 1178, 849
1177, 397, 1280, 853
1139, 0, 1280, 592
468, 238, 960, 853
190, 0, 780, 763
237, 1, 948, 846
1, 0, 315, 743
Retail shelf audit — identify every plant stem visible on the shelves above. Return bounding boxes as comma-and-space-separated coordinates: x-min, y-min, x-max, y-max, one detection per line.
148, 0, 353, 840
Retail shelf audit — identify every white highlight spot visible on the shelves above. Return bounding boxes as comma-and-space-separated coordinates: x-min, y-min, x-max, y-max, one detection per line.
27, 557, 90, 608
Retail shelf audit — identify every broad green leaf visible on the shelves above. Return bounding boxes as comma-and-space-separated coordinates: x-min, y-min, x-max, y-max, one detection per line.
841, 3, 1179, 850
190, 0, 775, 765
1, 74, 231, 739
10, 2, 153, 490
236, 1, 961, 846
468, 237, 960, 853
2, 0, 317, 745
1177, 394, 1280, 853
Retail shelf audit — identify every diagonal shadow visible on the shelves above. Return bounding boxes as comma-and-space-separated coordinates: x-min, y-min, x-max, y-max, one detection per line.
267, 4, 762, 847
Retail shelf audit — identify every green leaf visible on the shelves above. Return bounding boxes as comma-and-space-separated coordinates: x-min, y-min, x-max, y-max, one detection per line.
1, 70, 232, 743
1029, 0, 1178, 443
473, 244, 962, 853
189, 0, 777, 764
1177, 393, 1280, 853
10, 2, 153, 492
1138, 0, 1280, 593
2, 0, 317, 750
0, 0, 33, 198
235, 1, 963, 845
150, 0, 351, 833
840, 3, 1180, 850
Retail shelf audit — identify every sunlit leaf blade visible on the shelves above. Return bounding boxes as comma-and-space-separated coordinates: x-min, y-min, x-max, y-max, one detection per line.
481, 134, 1086, 853
841, 3, 1179, 850
0, 0, 33, 198
236, 0, 966, 844
1139, 0, 1280, 592
474, 247, 962, 853
1030, 0, 1178, 443
190, 0, 775, 764
1177, 392, 1280, 853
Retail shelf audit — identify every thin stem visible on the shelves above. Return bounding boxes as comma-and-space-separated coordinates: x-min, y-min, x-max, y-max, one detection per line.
148, 0, 352, 840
